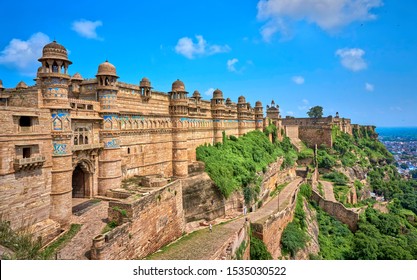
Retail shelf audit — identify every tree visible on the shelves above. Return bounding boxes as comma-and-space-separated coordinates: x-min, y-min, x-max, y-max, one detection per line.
307, 106, 323, 118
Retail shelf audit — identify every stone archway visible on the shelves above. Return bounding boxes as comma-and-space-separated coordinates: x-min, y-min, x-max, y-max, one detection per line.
72, 165, 86, 198
72, 160, 93, 198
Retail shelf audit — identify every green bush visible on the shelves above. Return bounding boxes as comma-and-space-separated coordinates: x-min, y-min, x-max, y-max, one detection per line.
196, 129, 297, 198
322, 172, 349, 185
250, 232, 272, 260
281, 222, 307, 257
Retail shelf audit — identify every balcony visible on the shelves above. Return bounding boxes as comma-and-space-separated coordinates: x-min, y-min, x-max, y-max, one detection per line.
72, 143, 104, 152
14, 156, 46, 171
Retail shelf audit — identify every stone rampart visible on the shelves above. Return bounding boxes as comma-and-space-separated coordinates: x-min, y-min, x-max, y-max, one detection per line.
311, 190, 359, 231
299, 125, 332, 148
91, 180, 184, 260
251, 187, 300, 259
182, 173, 225, 223
212, 219, 250, 260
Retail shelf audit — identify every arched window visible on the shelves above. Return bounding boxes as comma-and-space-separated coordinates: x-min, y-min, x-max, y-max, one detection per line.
52, 61, 59, 73
127, 148, 130, 154
74, 127, 91, 146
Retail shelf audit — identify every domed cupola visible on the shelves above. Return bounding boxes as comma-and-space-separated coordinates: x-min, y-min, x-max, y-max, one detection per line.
38, 40, 72, 75
96, 60, 119, 89
139, 77, 152, 102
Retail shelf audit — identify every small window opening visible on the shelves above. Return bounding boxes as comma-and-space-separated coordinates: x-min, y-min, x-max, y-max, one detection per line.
19, 116, 31, 127
23, 147, 31, 158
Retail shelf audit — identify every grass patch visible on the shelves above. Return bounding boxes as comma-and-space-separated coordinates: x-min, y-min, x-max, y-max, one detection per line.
317, 182, 325, 197
0, 221, 81, 260
42, 224, 81, 259
146, 228, 207, 259
333, 185, 350, 205
102, 220, 118, 234
270, 182, 289, 197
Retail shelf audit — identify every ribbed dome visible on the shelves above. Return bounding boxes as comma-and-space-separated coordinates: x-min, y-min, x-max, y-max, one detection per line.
71, 73, 83, 81
213, 89, 223, 99
38, 41, 71, 63
16, 81, 28, 89
96, 60, 118, 77
172, 79, 185, 92
140, 77, 151, 87
255, 101, 262, 107
192, 90, 201, 98
225, 97, 232, 105
238, 95, 246, 103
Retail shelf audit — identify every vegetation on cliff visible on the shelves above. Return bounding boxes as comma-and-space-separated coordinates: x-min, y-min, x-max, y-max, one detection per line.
196, 129, 297, 200
313, 126, 417, 259
281, 183, 311, 257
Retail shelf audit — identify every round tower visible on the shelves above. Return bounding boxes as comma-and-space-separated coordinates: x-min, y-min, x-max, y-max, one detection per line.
237, 95, 247, 136
169, 79, 189, 178
38, 41, 73, 227
255, 101, 264, 131
211, 89, 226, 143
96, 61, 122, 194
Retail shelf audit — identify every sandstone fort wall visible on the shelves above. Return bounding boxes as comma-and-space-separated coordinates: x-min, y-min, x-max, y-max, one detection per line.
311, 190, 359, 231
251, 187, 300, 259
91, 180, 184, 260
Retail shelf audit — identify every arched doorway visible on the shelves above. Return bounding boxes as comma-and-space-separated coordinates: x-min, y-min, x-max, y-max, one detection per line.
72, 164, 86, 198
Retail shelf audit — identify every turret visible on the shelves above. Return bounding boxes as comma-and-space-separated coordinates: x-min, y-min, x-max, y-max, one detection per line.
139, 77, 152, 102
169, 79, 189, 178
237, 95, 247, 136
38, 40, 72, 109
255, 101, 263, 131
38, 41, 73, 227
96, 60, 119, 113
169, 79, 188, 116
211, 89, 226, 143
96, 60, 122, 195
266, 99, 280, 120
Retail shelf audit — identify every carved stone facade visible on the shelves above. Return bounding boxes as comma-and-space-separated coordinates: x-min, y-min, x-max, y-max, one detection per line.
0, 41, 266, 237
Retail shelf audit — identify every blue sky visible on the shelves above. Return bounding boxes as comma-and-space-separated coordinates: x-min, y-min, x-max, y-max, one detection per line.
0, 0, 416, 127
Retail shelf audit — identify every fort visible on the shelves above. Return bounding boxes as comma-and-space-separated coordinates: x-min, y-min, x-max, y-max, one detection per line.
0, 41, 365, 257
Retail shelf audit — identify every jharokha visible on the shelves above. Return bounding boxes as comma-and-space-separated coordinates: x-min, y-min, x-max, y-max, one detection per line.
0, 41, 358, 246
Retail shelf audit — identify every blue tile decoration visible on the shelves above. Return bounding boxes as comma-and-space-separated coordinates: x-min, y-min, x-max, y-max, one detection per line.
53, 143, 67, 155
104, 139, 120, 148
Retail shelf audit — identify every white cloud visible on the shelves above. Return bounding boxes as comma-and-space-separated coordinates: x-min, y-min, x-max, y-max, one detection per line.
0, 32, 50, 76
175, 35, 230, 59
336, 48, 367, 71
365, 82, 374, 92
298, 99, 309, 110
287, 111, 294, 116
204, 88, 215, 96
257, 0, 383, 41
227, 58, 239, 72
292, 75, 305, 85
72, 19, 103, 40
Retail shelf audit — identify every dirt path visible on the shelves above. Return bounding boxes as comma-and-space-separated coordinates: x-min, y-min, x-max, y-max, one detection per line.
320, 180, 336, 202
58, 201, 108, 260
149, 178, 302, 260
